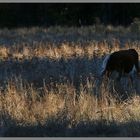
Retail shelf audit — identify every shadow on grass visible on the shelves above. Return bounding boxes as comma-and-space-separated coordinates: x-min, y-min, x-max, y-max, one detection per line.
0, 57, 140, 137
0, 56, 102, 89
0, 56, 139, 99
3, 116, 140, 137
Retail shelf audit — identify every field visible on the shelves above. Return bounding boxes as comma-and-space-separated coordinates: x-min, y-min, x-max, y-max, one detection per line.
0, 24, 140, 136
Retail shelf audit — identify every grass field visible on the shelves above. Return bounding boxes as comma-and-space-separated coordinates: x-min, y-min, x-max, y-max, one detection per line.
0, 25, 140, 136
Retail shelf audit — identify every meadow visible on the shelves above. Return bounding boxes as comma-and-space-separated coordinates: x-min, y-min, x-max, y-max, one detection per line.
0, 23, 140, 136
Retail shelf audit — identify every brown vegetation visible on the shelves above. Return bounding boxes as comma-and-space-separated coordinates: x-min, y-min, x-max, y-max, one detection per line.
0, 25, 140, 136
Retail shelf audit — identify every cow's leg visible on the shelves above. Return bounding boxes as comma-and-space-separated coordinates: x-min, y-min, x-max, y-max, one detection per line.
129, 64, 138, 90
129, 72, 137, 91
135, 59, 140, 74
116, 72, 122, 81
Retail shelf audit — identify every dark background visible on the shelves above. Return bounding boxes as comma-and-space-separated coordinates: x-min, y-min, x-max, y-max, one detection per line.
0, 3, 140, 28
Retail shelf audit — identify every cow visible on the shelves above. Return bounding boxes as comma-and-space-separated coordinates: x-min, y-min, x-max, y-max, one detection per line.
100, 49, 140, 81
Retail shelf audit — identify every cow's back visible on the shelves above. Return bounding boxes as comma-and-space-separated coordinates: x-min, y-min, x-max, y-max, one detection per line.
106, 49, 139, 73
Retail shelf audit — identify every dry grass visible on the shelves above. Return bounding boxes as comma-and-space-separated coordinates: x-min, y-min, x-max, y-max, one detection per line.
1, 78, 140, 137
0, 25, 140, 136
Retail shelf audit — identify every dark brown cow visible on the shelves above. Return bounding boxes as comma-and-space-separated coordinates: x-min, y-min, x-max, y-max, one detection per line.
101, 49, 140, 80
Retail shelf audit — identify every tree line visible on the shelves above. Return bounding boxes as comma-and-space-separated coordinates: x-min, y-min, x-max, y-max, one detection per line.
0, 3, 140, 27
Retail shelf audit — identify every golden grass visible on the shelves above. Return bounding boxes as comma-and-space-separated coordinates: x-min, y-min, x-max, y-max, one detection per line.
0, 77, 139, 127
0, 25, 140, 136
0, 40, 138, 60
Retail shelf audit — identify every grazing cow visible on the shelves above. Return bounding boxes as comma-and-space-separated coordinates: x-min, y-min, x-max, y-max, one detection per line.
100, 49, 140, 81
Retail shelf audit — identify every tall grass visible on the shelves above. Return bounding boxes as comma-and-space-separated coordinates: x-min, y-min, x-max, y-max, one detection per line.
0, 25, 140, 136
